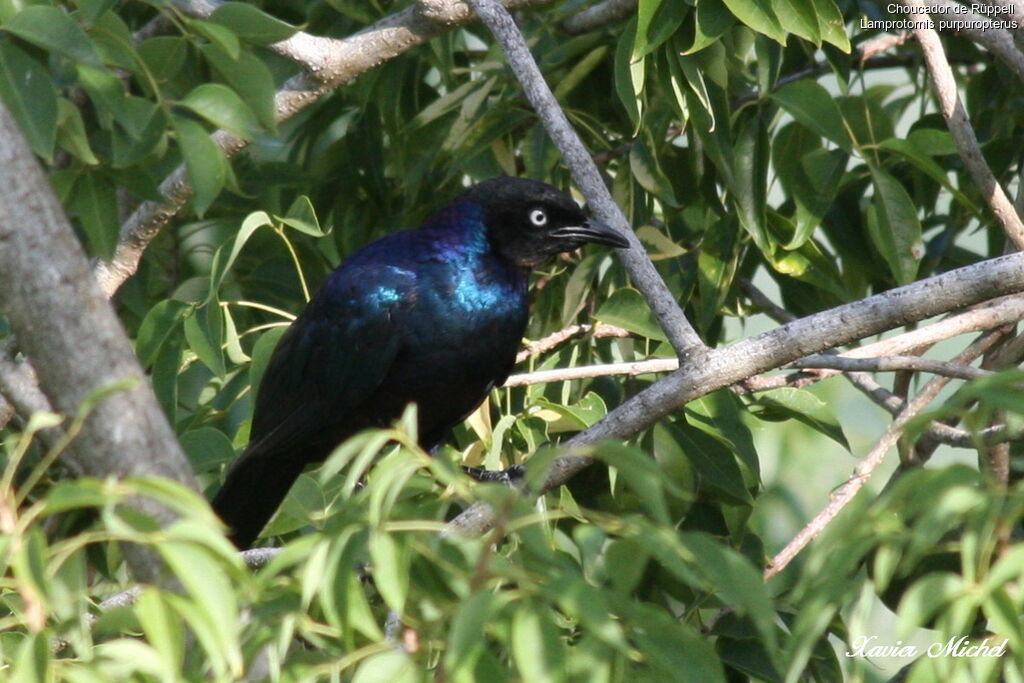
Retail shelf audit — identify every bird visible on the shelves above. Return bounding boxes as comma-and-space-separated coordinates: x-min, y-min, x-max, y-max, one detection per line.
212, 176, 629, 548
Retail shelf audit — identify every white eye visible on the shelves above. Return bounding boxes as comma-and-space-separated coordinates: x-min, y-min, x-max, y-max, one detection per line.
529, 208, 547, 227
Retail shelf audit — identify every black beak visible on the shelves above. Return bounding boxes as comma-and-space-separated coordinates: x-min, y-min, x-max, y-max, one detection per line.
550, 218, 630, 249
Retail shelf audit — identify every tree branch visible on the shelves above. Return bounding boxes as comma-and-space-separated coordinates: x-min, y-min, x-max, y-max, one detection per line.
905, 0, 1024, 248
789, 354, 992, 381
446, 251, 1024, 535
463, 0, 706, 360
0, 101, 196, 583
562, 0, 636, 35
515, 323, 630, 363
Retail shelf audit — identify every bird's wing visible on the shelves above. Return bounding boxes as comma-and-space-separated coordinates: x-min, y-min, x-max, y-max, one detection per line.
246, 263, 414, 457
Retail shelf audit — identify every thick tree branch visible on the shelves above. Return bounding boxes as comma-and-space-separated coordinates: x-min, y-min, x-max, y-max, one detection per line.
447, 252, 1024, 535
905, 0, 1024, 248
0, 102, 196, 582
464, 0, 706, 359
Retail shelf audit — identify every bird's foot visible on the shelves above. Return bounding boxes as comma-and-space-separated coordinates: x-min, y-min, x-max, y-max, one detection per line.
462, 464, 526, 488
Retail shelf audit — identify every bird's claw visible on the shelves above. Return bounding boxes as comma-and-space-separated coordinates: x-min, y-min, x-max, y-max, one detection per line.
462, 464, 526, 487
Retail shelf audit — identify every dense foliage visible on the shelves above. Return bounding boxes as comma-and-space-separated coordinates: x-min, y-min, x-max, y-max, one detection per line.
2, 0, 1024, 680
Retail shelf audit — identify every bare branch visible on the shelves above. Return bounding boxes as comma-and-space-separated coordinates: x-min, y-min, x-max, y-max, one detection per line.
464, 0, 707, 359
790, 354, 992, 381
563, 0, 636, 35
446, 252, 1024, 536
515, 323, 630, 363
763, 329, 1006, 581
0, 101, 196, 582
905, 0, 1024, 248
504, 358, 677, 386
94, 0, 558, 297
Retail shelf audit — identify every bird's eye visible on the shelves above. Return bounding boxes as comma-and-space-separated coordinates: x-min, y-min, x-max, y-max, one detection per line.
529, 209, 547, 227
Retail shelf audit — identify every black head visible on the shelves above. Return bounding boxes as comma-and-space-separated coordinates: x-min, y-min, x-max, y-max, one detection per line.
464, 177, 629, 267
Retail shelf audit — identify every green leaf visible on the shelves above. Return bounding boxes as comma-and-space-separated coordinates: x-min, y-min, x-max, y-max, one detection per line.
368, 532, 408, 614
201, 44, 277, 130
683, 0, 734, 54
183, 303, 226, 377
277, 195, 325, 236
158, 542, 243, 677
732, 114, 770, 252
633, 0, 687, 61
188, 18, 240, 59
666, 422, 753, 503
876, 137, 978, 213
447, 592, 500, 671
179, 83, 263, 141
814, 0, 851, 51
721, 0, 786, 44
512, 605, 562, 682
897, 572, 964, 631
753, 387, 849, 450
172, 115, 227, 216
135, 590, 184, 674
771, 0, 820, 45
56, 97, 99, 164
11, 632, 50, 683
686, 391, 759, 477
72, 171, 119, 258
906, 127, 957, 155
595, 287, 668, 342
76, 63, 124, 130
0, 42, 57, 161
772, 80, 851, 151
138, 36, 188, 83
680, 532, 777, 652
87, 9, 137, 70
613, 18, 642, 127
209, 2, 299, 45
208, 210, 274, 299
42, 479, 109, 515
4, 6, 100, 66
110, 98, 165, 168
180, 427, 236, 473
630, 139, 679, 207
867, 163, 923, 285
352, 650, 419, 683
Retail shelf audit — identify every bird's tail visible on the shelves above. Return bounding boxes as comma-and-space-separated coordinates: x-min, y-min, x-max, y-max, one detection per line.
211, 446, 308, 549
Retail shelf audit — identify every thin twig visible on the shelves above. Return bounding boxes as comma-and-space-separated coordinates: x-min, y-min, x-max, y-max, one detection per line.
515, 323, 630, 363
790, 354, 992, 381
504, 358, 677, 386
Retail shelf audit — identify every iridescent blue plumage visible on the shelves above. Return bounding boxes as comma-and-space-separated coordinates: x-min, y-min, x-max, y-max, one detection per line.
212, 177, 628, 547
